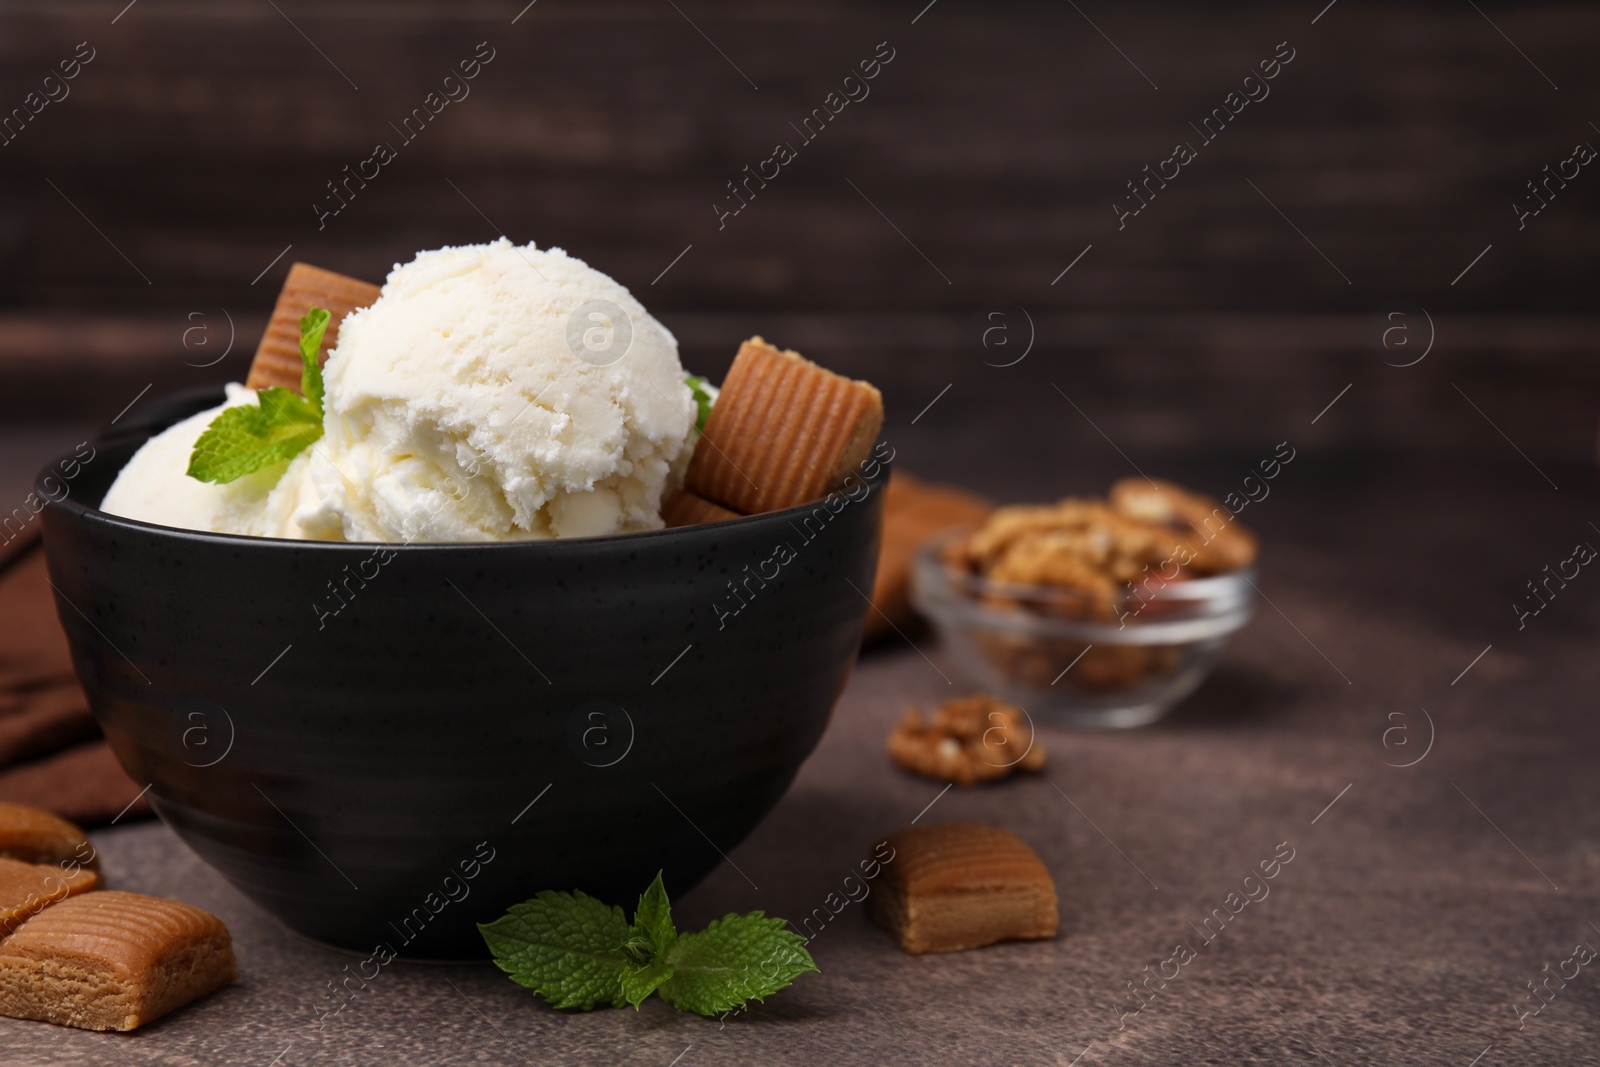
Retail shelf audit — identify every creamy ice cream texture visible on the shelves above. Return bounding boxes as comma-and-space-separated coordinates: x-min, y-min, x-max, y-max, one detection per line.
102, 240, 699, 541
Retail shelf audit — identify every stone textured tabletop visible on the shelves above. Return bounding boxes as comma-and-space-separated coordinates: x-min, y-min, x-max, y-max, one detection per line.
3, 445, 1597, 1066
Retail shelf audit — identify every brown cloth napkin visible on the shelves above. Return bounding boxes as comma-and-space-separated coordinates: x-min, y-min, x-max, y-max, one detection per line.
0, 533, 150, 826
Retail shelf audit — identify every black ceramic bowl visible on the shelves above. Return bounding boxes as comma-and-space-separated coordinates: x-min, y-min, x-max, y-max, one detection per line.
38, 391, 886, 957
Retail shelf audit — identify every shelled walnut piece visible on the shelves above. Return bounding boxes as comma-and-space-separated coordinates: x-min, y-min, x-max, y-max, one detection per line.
887, 694, 1045, 787
1108, 477, 1257, 574
943, 480, 1257, 619
974, 633, 1180, 693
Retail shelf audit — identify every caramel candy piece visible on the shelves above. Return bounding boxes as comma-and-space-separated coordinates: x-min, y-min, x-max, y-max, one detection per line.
865, 472, 991, 644
244, 262, 381, 393
661, 490, 742, 528
0, 858, 97, 938
685, 337, 883, 514
0, 804, 97, 871
869, 824, 1057, 954
0, 891, 236, 1031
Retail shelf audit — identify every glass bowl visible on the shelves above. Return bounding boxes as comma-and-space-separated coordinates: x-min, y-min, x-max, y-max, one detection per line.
911, 529, 1255, 729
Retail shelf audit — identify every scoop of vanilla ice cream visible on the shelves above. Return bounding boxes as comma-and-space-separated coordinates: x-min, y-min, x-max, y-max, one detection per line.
291, 239, 696, 542
100, 385, 318, 538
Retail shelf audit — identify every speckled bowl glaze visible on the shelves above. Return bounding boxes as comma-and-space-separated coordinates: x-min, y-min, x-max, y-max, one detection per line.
38, 390, 886, 957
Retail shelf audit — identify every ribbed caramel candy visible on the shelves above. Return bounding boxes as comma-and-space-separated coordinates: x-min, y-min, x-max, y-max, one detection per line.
0, 804, 97, 871
685, 337, 883, 515
868, 823, 1057, 954
244, 262, 381, 393
0, 859, 97, 937
0, 891, 236, 1031
661, 490, 742, 528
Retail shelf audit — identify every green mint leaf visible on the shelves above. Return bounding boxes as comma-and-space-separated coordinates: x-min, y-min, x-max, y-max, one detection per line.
478, 890, 631, 1010
631, 871, 676, 957
620, 958, 674, 1009
299, 306, 331, 411
685, 374, 713, 433
186, 307, 332, 484
657, 913, 818, 1017
185, 389, 323, 484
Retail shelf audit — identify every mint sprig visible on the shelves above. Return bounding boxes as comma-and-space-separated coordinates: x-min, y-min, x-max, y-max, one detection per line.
187, 307, 331, 483
685, 374, 714, 433
480, 871, 817, 1017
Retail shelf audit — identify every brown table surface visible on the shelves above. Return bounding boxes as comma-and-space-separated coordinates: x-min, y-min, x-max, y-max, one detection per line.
1, 424, 1597, 1066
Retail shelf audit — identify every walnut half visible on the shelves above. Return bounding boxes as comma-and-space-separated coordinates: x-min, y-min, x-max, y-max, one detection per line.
887, 694, 1047, 787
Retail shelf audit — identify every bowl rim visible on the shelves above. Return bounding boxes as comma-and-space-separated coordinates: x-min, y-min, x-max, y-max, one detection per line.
37, 394, 893, 554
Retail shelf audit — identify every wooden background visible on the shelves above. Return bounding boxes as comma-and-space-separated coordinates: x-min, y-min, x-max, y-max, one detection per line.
0, 0, 1596, 472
